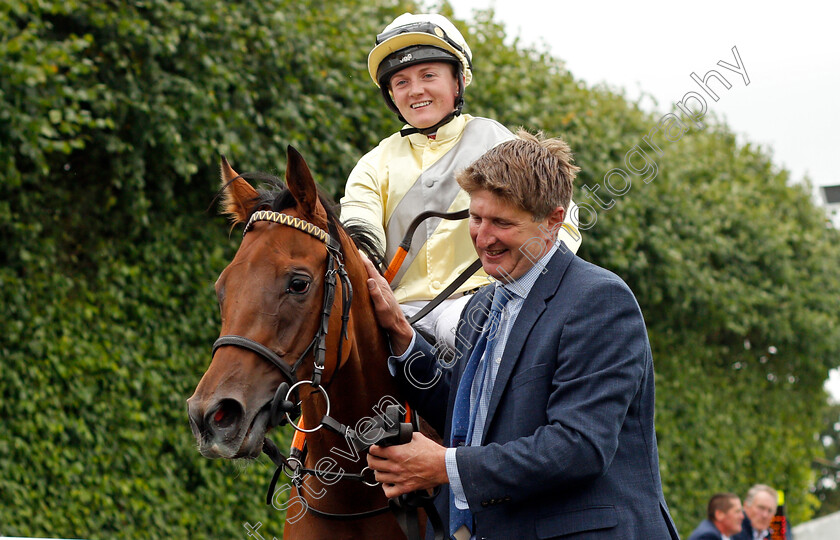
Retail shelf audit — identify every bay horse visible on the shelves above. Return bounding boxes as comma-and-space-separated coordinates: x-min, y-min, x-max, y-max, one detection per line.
187, 147, 415, 539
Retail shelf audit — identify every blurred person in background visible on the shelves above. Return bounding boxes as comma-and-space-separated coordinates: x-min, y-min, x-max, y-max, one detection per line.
688, 493, 744, 540
733, 484, 785, 540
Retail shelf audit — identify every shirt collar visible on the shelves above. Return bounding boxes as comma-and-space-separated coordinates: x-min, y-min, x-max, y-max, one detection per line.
495, 242, 559, 300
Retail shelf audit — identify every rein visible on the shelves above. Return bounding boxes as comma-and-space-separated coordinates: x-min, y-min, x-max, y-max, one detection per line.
210, 209, 443, 539
213, 209, 351, 390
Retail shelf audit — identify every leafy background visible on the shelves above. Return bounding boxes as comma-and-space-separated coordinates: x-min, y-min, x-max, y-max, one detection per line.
2, 0, 839, 538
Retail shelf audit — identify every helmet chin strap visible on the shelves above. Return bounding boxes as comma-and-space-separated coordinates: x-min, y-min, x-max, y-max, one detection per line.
399, 108, 461, 137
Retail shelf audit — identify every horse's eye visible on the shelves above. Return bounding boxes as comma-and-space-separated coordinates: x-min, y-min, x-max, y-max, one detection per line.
287, 277, 311, 295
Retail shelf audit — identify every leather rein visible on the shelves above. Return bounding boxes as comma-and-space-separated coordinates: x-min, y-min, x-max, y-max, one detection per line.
210, 209, 444, 539
209, 210, 430, 525
213, 209, 352, 391
210, 210, 372, 503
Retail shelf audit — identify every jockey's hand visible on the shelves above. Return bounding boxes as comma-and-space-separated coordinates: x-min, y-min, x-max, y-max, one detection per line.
367, 432, 448, 498
360, 251, 414, 355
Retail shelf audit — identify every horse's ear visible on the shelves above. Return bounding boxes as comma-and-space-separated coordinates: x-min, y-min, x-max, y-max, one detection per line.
285, 145, 327, 224
220, 155, 258, 225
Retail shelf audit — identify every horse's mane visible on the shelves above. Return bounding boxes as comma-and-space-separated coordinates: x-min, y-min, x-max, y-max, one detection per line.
238, 172, 385, 272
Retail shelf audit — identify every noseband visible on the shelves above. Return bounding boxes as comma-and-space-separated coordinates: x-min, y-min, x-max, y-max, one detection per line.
211, 209, 353, 427
209, 209, 442, 538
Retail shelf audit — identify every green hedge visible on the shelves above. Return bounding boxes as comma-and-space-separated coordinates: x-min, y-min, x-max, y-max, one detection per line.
0, 215, 295, 537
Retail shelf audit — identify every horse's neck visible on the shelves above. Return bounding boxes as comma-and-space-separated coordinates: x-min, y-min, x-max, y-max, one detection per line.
288, 351, 397, 526
301, 246, 404, 454
303, 344, 399, 439
302, 303, 400, 461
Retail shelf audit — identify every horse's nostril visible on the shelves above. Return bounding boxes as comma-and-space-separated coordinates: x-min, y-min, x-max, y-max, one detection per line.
209, 398, 243, 430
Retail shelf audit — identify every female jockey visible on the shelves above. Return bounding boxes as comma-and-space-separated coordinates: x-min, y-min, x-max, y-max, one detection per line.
341, 13, 582, 350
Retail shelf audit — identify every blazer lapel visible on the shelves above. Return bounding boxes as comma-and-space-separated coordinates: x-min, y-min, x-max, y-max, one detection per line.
482, 248, 575, 440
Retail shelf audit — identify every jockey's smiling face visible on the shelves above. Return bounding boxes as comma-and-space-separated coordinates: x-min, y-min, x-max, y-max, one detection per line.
389, 62, 459, 130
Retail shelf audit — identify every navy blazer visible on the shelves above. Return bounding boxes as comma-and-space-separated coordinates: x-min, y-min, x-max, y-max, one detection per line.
732, 515, 755, 540
732, 514, 793, 540
395, 247, 680, 539
687, 519, 723, 540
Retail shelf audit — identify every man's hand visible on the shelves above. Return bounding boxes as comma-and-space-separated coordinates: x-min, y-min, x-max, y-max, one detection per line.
360, 252, 414, 355
366, 432, 448, 498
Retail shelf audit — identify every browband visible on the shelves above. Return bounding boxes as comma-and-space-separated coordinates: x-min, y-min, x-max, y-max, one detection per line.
244, 210, 331, 245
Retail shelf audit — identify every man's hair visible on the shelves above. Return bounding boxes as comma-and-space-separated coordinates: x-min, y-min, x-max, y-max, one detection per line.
456, 129, 579, 221
708, 493, 739, 522
744, 484, 778, 507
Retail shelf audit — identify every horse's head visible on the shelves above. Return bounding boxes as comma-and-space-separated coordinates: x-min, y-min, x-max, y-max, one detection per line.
187, 147, 362, 460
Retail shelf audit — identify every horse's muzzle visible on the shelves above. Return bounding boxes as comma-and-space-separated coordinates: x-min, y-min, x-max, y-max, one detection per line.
187, 395, 268, 459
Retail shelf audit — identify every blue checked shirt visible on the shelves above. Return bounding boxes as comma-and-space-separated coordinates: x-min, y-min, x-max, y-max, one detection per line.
390, 243, 559, 511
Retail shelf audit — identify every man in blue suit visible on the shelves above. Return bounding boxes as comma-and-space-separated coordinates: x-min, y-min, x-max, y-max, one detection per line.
364, 130, 679, 539
733, 485, 787, 540
688, 493, 744, 540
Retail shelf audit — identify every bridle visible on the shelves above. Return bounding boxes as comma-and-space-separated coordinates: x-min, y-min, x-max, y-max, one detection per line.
211, 208, 359, 477
209, 209, 443, 538
212, 209, 352, 412
208, 210, 389, 510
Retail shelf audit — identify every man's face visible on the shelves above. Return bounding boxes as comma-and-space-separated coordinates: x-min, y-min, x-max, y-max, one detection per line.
744, 491, 777, 532
389, 62, 459, 129
716, 498, 744, 537
468, 189, 564, 282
